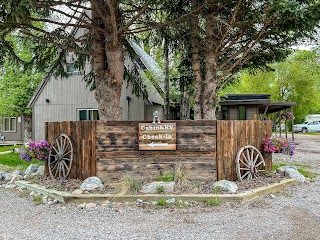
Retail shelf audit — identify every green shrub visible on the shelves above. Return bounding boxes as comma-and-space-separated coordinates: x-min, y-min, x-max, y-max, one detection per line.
155, 172, 174, 182
156, 185, 165, 193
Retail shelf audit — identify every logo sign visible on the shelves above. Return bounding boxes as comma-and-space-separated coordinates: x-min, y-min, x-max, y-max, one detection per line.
138, 123, 176, 150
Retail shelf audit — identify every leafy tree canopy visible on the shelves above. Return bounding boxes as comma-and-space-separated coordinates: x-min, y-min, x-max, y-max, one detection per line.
0, 1, 319, 120
0, 34, 45, 117
222, 49, 320, 123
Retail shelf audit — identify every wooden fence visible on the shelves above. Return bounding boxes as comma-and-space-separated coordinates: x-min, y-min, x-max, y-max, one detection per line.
44, 120, 272, 181
216, 120, 272, 180
45, 121, 97, 179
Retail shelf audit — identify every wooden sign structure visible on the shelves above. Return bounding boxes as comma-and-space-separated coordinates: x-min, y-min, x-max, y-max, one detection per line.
138, 123, 176, 150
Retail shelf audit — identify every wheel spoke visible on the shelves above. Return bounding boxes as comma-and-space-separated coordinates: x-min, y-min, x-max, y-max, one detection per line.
236, 145, 266, 181
52, 146, 59, 155
63, 150, 72, 157
241, 152, 250, 165
240, 167, 250, 170
48, 134, 74, 179
246, 148, 251, 164
250, 148, 254, 163
253, 154, 260, 165
255, 160, 264, 168
55, 138, 62, 153
241, 171, 250, 179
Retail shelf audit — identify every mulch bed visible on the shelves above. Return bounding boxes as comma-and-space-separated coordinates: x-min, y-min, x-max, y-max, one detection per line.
26, 172, 288, 195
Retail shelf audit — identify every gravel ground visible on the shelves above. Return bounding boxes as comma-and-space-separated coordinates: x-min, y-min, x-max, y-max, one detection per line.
0, 134, 320, 240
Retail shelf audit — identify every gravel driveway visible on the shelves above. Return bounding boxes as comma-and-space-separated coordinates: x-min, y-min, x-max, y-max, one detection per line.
1, 134, 320, 240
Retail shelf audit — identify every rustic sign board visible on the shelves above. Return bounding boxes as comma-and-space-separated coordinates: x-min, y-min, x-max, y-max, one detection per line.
138, 123, 176, 150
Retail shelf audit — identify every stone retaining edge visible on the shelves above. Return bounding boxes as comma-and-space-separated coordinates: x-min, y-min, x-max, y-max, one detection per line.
15, 179, 297, 204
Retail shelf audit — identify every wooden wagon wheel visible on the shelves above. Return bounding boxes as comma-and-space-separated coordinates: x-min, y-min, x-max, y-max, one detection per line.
235, 145, 266, 181
48, 133, 74, 179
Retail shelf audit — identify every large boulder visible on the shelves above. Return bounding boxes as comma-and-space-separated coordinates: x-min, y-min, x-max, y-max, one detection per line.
277, 166, 305, 183
24, 164, 40, 175
80, 176, 103, 191
35, 166, 45, 175
213, 180, 238, 193
4, 173, 13, 182
140, 181, 175, 194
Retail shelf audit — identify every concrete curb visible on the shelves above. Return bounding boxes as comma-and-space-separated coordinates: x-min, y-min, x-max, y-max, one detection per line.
15, 179, 297, 204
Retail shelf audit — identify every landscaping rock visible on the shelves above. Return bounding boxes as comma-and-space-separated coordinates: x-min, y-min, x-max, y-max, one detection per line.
13, 170, 23, 175
140, 181, 175, 194
9, 174, 23, 184
0, 172, 5, 180
4, 173, 13, 182
35, 166, 45, 175
5, 184, 16, 189
72, 189, 83, 195
285, 168, 305, 183
85, 202, 97, 209
80, 176, 103, 191
277, 166, 297, 174
166, 198, 176, 204
213, 180, 238, 193
78, 203, 86, 209
23, 175, 30, 180
277, 166, 305, 183
24, 164, 40, 175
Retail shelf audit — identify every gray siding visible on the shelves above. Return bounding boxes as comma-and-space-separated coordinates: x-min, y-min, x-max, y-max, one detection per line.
2, 115, 24, 141
246, 105, 258, 120
32, 74, 158, 141
229, 106, 238, 120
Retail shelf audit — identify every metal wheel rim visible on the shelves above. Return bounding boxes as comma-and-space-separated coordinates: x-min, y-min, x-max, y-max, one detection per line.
48, 133, 74, 179
235, 145, 265, 181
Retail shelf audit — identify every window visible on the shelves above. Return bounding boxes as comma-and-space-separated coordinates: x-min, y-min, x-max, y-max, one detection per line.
3, 117, 16, 132
66, 62, 79, 73
221, 106, 229, 120
78, 109, 99, 120
239, 106, 246, 120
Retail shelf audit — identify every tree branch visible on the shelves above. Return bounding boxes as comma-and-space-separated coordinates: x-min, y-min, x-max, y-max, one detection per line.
20, 30, 92, 56
120, 1, 151, 34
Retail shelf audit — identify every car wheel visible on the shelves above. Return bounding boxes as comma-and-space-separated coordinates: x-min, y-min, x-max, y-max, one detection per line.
302, 128, 308, 134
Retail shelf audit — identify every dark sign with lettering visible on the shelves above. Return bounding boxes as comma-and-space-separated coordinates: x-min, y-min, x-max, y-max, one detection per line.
138, 123, 176, 150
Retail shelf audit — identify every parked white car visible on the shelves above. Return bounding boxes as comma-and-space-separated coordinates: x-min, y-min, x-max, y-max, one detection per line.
293, 121, 320, 133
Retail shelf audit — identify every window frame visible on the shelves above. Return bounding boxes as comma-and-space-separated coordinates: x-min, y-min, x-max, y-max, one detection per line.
3, 117, 17, 132
238, 105, 246, 120
66, 62, 80, 74
77, 109, 99, 121
221, 106, 230, 120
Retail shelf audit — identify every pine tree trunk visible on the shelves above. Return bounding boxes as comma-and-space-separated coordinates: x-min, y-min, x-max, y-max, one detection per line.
91, 3, 124, 121
164, 36, 170, 120
191, 0, 203, 120
202, 0, 218, 120
23, 114, 32, 142
180, 78, 191, 120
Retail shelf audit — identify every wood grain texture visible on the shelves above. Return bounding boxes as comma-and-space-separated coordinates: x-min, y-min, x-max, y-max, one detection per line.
216, 120, 272, 181
45, 120, 271, 182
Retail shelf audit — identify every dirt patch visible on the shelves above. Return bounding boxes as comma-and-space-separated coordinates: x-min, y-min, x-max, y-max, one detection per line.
26, 172, 288, 195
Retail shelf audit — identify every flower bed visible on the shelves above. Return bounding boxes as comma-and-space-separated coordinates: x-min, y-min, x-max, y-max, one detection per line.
20, 141, 51, 162
263, 137, 295, 157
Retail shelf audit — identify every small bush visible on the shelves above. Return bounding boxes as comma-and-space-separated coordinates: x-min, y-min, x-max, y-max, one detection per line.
155, 172, 174, 182
156, 198, 167, 206
32, 195, 43, 205
115, 175, 141, 195
157, 185, 165, 193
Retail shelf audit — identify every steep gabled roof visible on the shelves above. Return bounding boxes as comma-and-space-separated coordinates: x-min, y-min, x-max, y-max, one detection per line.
28, 41, 164, 107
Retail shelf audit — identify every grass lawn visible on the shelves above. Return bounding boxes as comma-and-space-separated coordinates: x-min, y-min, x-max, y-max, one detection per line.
0, 145, 22, 153
0, 152, 42, 172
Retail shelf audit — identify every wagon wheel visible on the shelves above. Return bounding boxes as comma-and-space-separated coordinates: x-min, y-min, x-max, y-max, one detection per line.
235, 145, 265, 181
48, 133, 74, 179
